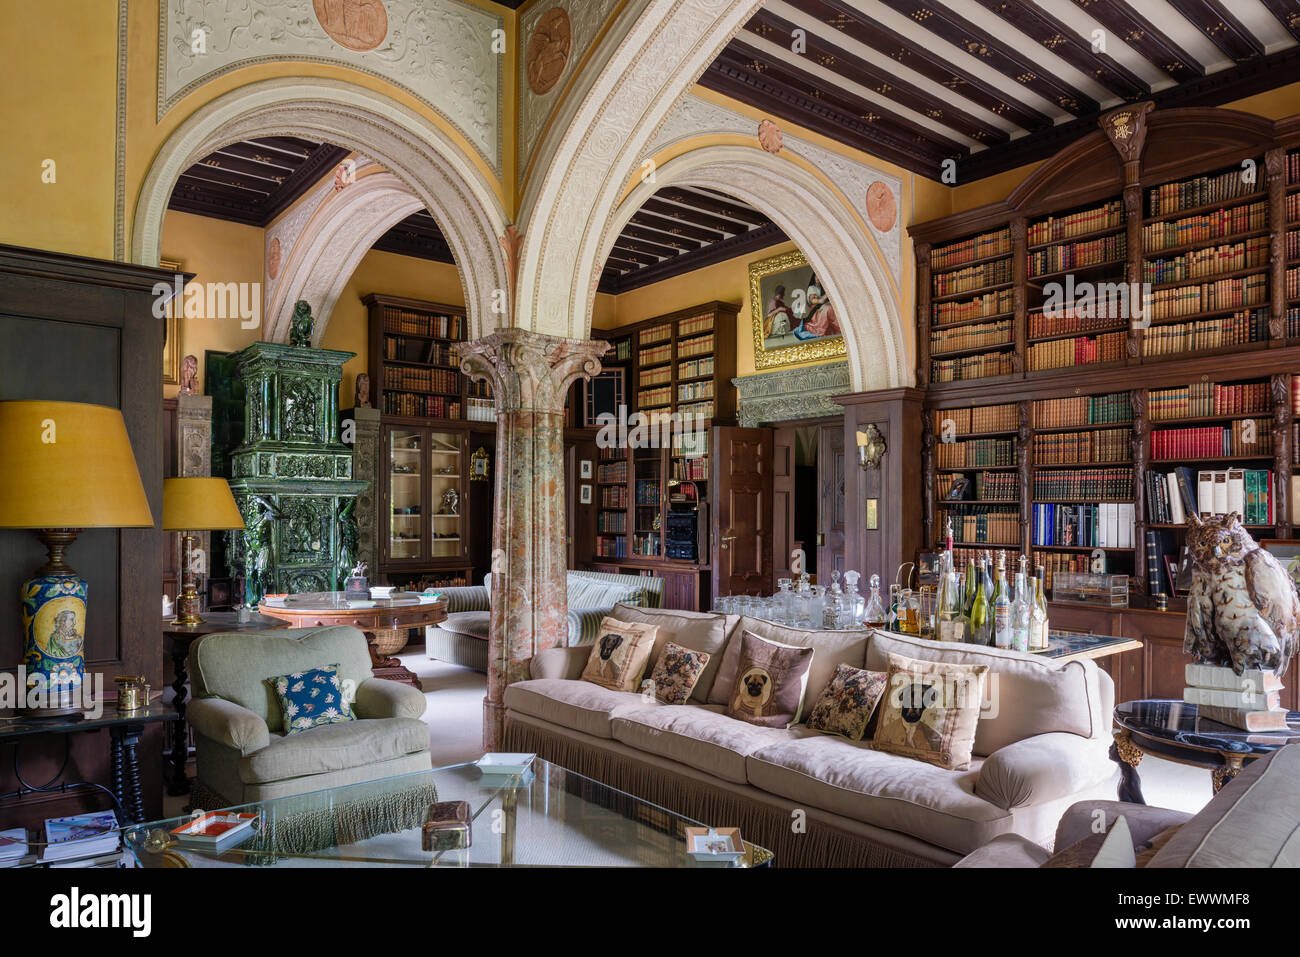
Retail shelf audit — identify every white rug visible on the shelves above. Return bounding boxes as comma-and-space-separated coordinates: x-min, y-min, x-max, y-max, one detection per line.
399, 642, 487, 768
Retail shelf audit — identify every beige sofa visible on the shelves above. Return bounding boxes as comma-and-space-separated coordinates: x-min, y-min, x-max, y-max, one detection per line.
502, 604, 1117, 867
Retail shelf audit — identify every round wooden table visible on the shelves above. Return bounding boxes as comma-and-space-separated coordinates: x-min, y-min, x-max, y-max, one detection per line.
257, 592, 448, 687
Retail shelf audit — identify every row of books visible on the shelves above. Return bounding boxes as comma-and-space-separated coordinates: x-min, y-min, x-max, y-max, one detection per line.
677, 381, 713, 401
1027, 200, 1123, 247
678, 334, 714, 358
931, 404, 1018, 435
930, 227, 1012, 270
936, 506, 1020, 546
640, 366, 671, 387
639, 343, 672, 366
600, 485, 628, 508
383, 366, 459, 394
1145, 467, 1274, 526
639, 323, 672, 346
1288, 193, 1300, 222
1027, 233, 1125, 278
465, 397, 494, 422
1287, 150, 1300, 185
638, 386, 671, 408
932, 259, 1013, 298
465, 378, 493, 398
672, 456, 709, 481
609, 338, 632, 362
1141, 309, 1266, 356
1142, 201, 1268, 253
597, 461, 629, 484
1033, 467, 1133, 501
1141, 237, 1269, 286
1147, 164, 1261, 218
673, 400, 714, 420
1, 811, 124, 869
1289, 266, 1300, 299
930, 351, 1016, 382
678, 356, 714, 379
929, 318, 1013, 354
1149, 380, 1270, 420
936, 437, 1015, 468
1032, 428, 1129, 464
1026, 331, 1125, 371
937, 470, 1019, 502
597, 512, 627, 532
1032, 502, 1134, 548
382, 394, 461, 418
384, 337, 458, 365
595, 535, 628, 557
931, 288, 1014, 326
1288, 307, 1300, 340
1032, 392, 1132, 428
678, 313, 715, 337
1028, 308, 1126, 339
635, 480, 661, 506
382, 308, 464, 340
1145, 273, 1267, 320
1288, 229, 1300, 261
1150, 419, 1272, 459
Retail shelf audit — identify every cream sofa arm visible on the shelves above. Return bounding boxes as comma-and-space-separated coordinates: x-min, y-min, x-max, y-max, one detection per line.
353, 676, 427, 720
530, 645, 589, 680
187, 697, 271, 756
976, 732, 1115, 810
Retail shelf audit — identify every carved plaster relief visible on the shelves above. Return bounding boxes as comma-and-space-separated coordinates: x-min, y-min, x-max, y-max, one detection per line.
160, 0, 503, 173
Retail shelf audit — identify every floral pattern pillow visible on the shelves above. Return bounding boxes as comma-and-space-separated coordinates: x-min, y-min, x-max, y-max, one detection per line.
267, 664, 356, 735
805, 663, 888, 740
648, 642, 711, 705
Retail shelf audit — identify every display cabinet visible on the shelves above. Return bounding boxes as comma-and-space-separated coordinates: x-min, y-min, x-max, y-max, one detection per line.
379, 422, 471, 588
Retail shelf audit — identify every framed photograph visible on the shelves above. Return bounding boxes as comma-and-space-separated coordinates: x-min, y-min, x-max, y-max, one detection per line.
579, 459, 593, 480
749, 250, 847, 370
160, 257, 184, 385
917, 551, 940, 585
579, 484, 593, 505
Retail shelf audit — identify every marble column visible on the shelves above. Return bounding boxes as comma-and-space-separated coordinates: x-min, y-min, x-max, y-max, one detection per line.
457, 330, 608, 750
343, 405, 382, 578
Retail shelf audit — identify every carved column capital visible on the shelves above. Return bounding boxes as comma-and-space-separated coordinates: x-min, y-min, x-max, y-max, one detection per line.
1099, 102, 1153, 170
456, 330, 609, 414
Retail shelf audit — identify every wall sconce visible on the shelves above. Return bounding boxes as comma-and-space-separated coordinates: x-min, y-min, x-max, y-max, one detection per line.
856, 424, 886, 470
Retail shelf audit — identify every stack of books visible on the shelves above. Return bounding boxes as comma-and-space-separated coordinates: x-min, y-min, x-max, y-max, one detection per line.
1184, 663, 1290, 732
40, 811, 122, 867
0, 828, 31, 868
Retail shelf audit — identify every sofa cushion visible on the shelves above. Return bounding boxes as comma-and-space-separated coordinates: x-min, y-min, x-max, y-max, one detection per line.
238, 716, 428, 784
724, 631, 815, 728
805, 664, 888, 741
872, 653, 988, 771
568, 576, 646, 609
708, 617, 869, 707
611, 705, 813, 784
648, 642, 712, 705
438, 611, 490, 640
1147, 743, 1300, 867
503, 679, 654, 739
266, 663, 356, 735
745, 734, 1008, 855
609, 603, 736, 702
866, 630, 1098, 756
580, 618, 659, 691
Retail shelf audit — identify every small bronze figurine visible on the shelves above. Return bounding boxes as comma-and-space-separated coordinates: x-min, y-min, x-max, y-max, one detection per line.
289, 300, 314, 348
179, 354, 199, 395
355, 372, 371, 408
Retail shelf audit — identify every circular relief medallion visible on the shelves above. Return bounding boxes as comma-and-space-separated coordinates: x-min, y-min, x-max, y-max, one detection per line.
757, 118, 783, 154
268, 237, 282, 280
313, 0, 388, 53
526, 7, 572, 95
865, 181, 897, 232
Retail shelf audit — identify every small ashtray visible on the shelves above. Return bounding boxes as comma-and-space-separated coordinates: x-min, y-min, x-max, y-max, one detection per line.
685, 827, 745, 864
369, 586, 395, 600
474, 753, 535, 776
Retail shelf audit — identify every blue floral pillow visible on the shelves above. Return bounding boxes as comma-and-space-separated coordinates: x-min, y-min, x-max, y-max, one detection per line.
266, 664, 356, 735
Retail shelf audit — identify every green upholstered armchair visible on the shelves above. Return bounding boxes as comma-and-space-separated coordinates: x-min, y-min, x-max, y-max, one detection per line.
186, 625, 432, 807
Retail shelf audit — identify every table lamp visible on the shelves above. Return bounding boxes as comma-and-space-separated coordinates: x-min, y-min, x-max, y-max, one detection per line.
0, 400, 155, 713
163, 478, 245, 626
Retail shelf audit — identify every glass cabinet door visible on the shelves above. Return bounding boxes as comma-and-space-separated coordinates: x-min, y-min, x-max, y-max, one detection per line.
389, 428, 425, 561
428, 432, 463, 558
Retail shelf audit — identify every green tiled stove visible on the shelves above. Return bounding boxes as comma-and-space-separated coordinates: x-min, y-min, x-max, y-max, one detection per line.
227, 342, 367, 605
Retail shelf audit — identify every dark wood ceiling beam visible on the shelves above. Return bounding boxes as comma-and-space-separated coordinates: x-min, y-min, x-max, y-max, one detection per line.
969, 0, 1149, 99
1165, 0, 1266, 61
174, 175, 271, 203
370, 232, 456, 265
1066, 0, 1205, 81
785, 0, 1049, 130
605, 253, 645, 272
745, 9, 1012, 145
180, 163, 282, 193
245, 136, 317, 157
657, 187, 768, 225
259, 144, 350, 225
202, 149, 299, 179
630, 210, 729, 243
1258, 0, 1300, 43
613, 235, 683, 259
622, 223, 702, 250
608, 246, 660, 266
600, 222, 790, 295
869, 0, 1099, 115
640, 197, 749, 234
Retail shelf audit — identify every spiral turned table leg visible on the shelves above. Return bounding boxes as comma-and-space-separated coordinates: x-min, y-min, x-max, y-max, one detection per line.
1109, 729, 1146, 805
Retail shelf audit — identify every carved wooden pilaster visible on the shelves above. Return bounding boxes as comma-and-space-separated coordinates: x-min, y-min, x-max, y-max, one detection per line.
1017, 400, 1032, 557
1131, 387, 1148, 596
1010, 219, 1027, 375
1272, 373, 1292, 536
455, 330, 609, 750
916, 243, 932, 387
1099, 104, 1153, 368
1266, 148, 1287, 345
921, 410, 935, 546
1123, 185, 1145, 363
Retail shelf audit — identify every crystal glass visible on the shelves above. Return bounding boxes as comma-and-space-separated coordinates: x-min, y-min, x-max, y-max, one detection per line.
775, 578, 793, 622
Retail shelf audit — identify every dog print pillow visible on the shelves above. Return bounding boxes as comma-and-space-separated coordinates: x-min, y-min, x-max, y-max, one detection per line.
805, 663, 889, 740
725, 631, 815, 728
871, 652, 988, 770
580, 618, 659, 692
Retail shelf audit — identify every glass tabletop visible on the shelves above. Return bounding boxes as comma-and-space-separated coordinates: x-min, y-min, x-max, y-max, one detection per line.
1115, 699, 1300, 755
261, 591, 438, 610
123, 757, 771, 868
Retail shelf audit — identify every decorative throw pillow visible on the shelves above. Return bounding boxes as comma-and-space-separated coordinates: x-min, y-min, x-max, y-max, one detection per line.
724, 631, 815, 728
266, 664, 356, 735
647, 642, 711, 705
1042, 815, 1138, 868
805, 663, 889, 740
871, 652, 988, 770
580, 617, 659, 691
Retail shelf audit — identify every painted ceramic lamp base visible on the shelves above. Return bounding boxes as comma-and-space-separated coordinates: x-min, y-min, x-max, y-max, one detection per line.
20, 573, 87, 715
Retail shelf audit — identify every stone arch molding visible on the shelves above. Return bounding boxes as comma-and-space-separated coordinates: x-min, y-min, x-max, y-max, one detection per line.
608, 146, 908, 391
132, 77, 509, 340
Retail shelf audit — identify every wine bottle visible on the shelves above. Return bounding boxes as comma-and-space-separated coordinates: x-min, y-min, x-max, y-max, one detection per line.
938, 570, 964, 642
1031, 564, 1050, 651
1011, 556, 1031, 653
969, 561, 993, 645
994, 560, 1012, 649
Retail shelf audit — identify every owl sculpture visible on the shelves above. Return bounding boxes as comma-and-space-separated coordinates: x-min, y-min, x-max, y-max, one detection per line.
1183, 513, 1299, 676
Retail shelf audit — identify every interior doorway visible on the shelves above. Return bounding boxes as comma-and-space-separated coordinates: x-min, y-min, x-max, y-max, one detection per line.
772, 415, 845, 588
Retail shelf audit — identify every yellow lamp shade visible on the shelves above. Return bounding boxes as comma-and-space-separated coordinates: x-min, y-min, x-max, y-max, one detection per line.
0, 400, 154, 529
163, 478, 246, 532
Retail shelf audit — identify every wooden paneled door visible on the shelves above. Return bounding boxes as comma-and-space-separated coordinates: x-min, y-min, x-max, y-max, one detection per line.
772, 426, 796, 587
711, 426, 773, 599
817, 424, 846, 580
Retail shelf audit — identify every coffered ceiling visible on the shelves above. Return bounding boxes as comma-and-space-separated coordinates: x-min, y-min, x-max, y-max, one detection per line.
702, 0, 1300, 181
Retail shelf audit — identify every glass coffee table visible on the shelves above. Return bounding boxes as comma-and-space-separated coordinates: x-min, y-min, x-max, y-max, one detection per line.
123, 757, 772, 868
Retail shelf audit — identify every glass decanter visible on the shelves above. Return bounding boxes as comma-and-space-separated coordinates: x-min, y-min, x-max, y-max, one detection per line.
841, 570, 864, 626
823, 570, 844, 629
810, 584, 827, 630
862, 574, 887, 629
774, 578, 794, 623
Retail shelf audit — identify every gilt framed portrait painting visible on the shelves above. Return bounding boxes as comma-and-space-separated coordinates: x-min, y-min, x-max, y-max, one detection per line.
749, 250, 847, 370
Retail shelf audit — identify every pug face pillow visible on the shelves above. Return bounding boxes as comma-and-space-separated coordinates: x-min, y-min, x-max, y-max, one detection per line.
724, 631, 814, 728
